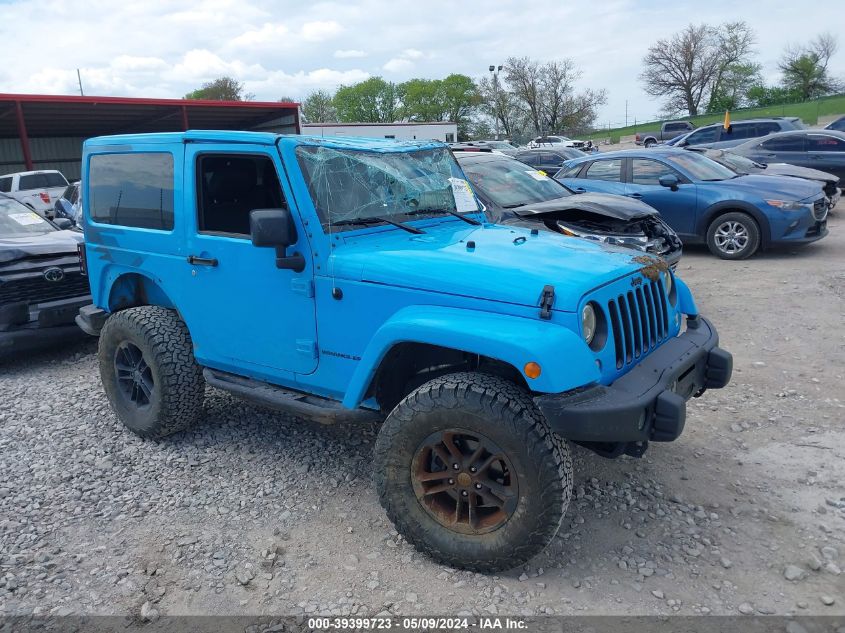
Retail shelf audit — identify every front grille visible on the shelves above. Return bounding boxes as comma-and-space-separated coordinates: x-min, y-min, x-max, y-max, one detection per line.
813, 199, 828, 221
0, 272, 90, 305
606, 280, 669, 369
823, 182, 838, 198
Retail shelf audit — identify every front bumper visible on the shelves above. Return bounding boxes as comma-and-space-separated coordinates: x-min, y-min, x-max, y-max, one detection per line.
535, 316, 731, 444
0, 296, 90, 354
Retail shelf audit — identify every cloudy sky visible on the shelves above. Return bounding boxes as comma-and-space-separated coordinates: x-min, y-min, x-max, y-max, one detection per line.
0, 0, 842, 126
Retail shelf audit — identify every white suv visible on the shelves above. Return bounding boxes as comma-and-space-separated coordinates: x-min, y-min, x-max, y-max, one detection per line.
0, 170, 70, 219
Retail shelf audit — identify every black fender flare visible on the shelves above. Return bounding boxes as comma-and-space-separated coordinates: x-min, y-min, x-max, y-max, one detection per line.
697, 201, 771, 248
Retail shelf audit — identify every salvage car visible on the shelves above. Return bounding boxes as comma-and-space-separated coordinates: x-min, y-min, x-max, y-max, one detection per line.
687, 147, 840, 210
514, 147, 587, 174
729, 129, 845, 185
0, 194, 89, 354
557, 149, 828, 259
671, 117, 804, 150
0, 170, 70, 219
455, 149, 682, 266
76, 131, 731, 573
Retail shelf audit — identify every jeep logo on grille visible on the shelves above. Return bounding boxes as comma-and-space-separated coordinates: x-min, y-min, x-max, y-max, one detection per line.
43, 267, 65, 283
630, 276, 643, 288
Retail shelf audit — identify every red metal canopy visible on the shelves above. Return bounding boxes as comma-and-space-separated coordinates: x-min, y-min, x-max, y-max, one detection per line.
0, 93, 300, 170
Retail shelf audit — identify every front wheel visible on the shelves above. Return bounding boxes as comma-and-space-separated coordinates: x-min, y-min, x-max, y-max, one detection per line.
706, 211, 760, 259
373, 372, 572, 573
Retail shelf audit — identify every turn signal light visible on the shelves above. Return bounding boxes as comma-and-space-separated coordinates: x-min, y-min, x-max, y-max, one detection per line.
524, 362, 542, 379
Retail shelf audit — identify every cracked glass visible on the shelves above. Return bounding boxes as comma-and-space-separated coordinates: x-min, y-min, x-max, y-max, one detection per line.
295, 145, 480, 229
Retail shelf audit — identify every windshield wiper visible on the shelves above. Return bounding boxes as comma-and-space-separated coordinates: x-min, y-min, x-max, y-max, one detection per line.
331, 216, 425, 234
406, 207, 482, 225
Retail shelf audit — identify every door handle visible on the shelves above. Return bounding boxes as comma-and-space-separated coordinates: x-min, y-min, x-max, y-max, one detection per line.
627, 193, 643, 199
187, 255, 218, 267
574, 187, 586, 193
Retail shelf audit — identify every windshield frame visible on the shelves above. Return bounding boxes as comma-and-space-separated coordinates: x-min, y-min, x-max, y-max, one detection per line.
294, 144, 482, 232
666, 151, 738, 182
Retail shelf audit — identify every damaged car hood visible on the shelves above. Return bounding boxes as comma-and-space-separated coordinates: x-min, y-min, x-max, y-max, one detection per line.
330, 222, 648, 313
507, 193, 658, 221
0, 230, 83, 264
762, 163, 839, 185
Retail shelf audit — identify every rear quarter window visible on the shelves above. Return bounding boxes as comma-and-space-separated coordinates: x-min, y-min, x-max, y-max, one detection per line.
88, 153, 175, 230
0, 177, 10, 193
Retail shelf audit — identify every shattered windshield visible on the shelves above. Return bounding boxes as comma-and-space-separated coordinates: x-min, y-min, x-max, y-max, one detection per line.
295, 145, 480, 228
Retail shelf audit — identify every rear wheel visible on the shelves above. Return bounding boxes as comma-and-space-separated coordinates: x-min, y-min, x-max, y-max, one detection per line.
706, 211, 760, 260
98, 306, 204, 438
644, 139, 656, 148
373, 372, 572, 572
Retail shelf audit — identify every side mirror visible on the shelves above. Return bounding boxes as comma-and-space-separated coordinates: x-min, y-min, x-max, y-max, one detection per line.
659, 174, 680, 191
249, 208, 304, 272
54, 198, 74, 219
53, 217, 73, 230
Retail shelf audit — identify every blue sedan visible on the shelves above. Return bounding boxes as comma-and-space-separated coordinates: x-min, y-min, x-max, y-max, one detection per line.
555, 149, 829, 259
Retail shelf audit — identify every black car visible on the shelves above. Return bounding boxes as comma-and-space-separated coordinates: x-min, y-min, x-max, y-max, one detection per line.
688, 147, 840, 210
0, 194, 90, 354
730, 129, 845, 187
454, 150, 682, 266
514, 147, 587, 174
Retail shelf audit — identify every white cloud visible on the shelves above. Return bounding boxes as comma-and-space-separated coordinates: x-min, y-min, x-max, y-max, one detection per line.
0, 0, 842, 123
334, 49, 367, 59
382, 57, 413, 73
300, 20, 343, 42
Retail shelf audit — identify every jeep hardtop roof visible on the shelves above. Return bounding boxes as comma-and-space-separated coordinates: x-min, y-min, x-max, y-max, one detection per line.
84, 130, 446, 153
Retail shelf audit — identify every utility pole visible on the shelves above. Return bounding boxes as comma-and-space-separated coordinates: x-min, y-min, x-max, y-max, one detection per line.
625, 100, 628, 128
489, 64, 503, 140
76, 69, 84, 96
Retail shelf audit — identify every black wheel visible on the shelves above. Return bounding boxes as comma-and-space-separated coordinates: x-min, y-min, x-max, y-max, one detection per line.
373, 372, 572, 572
644, 139, 656, 148
706, 211, 760, 260
98, 306, 204, 438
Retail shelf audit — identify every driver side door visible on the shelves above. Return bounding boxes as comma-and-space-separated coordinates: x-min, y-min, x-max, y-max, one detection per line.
625, 158, 698, 236
178, 144, 318, 379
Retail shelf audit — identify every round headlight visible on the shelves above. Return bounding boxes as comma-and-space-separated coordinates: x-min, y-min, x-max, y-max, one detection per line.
581, 304, 596, 344
662, 270, 673, 295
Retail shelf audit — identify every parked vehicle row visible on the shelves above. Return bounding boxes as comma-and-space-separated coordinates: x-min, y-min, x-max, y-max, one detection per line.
0, 170, 70, 219
556, 148, 829, 259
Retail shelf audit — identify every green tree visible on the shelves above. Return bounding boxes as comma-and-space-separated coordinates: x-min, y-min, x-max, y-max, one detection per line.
745, 84, 801, 108
779, 33, 842, 100
400, 74, 480, 138
333, 77, 401, 123
706, 62, 762, 112
185, 76, 252, 101
301, 90, 337, 122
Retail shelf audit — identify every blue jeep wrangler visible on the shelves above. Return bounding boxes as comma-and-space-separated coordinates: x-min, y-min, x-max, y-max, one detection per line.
76, 131, 732, 572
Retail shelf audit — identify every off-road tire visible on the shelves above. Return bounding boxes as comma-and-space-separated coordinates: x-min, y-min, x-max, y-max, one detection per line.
98, 306, 204, 439
706, 211, 760, 260
373, 372, 573, 572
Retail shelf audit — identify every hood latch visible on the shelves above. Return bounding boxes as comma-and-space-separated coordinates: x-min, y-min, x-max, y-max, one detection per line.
538, 285, 555, 320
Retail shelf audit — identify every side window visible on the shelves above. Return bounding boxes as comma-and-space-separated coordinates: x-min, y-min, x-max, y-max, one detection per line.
445, 132, 455, 143
197, 154, 285, 237
685, 127, 719, 145
0, 177, 10, 193
89, 153, 174, 230
540, 152, 560, 165
760, 135, 805, 151
517, 152, 539, 166
631, 159, 680, 185
584, 159, 623, 182
808, 135, 845, 152
558, 163, 584, 178
755, 122, 780, 136
726, 123, 755, 140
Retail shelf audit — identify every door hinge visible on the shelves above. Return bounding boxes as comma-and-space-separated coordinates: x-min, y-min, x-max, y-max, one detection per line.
291, 278, 314, 297
296, 339, 318, 358
539, 285, 555, 320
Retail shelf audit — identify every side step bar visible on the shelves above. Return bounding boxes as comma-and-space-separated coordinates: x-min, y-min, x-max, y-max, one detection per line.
203, 368, 382, 425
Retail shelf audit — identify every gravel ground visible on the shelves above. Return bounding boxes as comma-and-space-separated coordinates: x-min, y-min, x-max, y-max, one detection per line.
1, 210, 844, 620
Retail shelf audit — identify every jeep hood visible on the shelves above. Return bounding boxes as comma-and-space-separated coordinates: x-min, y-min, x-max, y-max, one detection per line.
330, 222, 647, 313
508, 192, 658, 221
715, 174, 823, 201
0, 229, 83, 264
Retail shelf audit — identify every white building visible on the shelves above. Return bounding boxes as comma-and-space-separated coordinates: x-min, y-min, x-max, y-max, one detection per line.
301, 122, 457, 143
